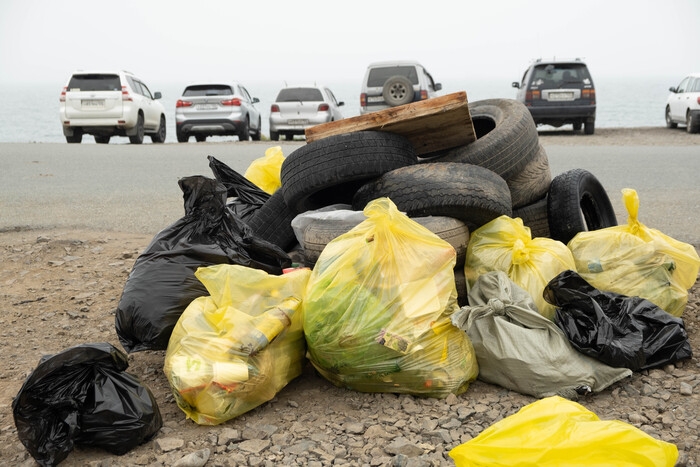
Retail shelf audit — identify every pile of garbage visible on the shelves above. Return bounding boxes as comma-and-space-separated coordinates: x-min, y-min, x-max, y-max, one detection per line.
12, 98, 700, 465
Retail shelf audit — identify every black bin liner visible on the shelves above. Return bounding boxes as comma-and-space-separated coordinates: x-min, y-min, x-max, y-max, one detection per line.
543, 269, 692, 371
115, 175, 291, 353
208, 155, 270, 221
12, 342, 162, 467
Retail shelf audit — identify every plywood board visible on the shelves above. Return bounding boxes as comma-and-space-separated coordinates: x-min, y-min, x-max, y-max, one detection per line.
304, 91, 476, 156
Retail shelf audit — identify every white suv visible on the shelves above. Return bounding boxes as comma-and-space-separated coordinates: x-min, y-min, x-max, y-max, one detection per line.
665, 72, 700, 133
59, 70, 167, 144
359, 60, 442, 115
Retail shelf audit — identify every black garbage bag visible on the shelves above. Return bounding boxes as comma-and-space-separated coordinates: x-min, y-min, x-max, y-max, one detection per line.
115, 175, 291, 353
543, 269, 692, 371
12, 343, 162, 467
208, 155, 270, 221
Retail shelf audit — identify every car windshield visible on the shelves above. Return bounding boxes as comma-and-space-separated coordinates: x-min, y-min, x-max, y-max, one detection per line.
183, 85, 233, 96
531, 64, 591, 86
276, 88, 324, 102
367, 66, 420, 86
68, 74, 121, 91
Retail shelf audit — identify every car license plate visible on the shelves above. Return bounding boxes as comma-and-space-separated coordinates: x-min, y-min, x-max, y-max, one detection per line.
81, 99, 104, 108
287, 119, 308, 125
367, 96, 384, 103
196, 104, 217, 110
548, 92, 574, 101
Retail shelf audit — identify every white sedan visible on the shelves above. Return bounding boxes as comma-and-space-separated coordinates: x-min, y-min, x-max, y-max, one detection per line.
665, 72, 700, 133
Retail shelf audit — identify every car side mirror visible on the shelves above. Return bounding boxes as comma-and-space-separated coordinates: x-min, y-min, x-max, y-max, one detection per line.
669, 87, 677, 93
512, 82, 521, 89
338, 101, 345, 106
154, 91, 162, 99
252, 97, 260, 104
434, 83, 442, 91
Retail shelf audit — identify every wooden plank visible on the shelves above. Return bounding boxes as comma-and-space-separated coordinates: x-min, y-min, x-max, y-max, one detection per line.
304, 91, 476, 156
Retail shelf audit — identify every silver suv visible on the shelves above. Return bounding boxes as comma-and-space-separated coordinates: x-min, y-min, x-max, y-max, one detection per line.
59, 70, 166, 144
359, 60, 442, 115
512, 58, 596, 134
269, 85, 344, 141
175, 82, 262, 142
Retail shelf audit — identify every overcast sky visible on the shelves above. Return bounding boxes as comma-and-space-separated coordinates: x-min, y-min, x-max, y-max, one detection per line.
1, 0, 698, 88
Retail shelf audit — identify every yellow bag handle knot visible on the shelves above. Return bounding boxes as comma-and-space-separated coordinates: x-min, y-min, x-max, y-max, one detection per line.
511, 238, 530, 265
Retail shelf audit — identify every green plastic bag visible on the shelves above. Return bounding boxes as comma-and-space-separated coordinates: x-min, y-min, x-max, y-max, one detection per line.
449, 396, 678, 467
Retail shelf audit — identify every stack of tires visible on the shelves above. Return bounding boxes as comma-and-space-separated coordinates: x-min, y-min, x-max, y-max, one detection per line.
246, 98, 618, 304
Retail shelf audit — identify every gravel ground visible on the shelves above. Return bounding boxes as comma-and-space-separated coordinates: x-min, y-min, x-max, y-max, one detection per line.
1, 127, 699, 467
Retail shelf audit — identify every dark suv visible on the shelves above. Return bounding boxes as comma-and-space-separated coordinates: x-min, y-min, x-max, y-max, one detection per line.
512, 58, 596, 134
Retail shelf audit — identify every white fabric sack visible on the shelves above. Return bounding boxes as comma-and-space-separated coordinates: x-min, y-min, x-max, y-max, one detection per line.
290, 204, 365, 249
451, 271, 632, 399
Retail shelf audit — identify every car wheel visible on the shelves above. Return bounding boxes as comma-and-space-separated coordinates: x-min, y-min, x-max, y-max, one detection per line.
420, 98, 540, 180
95, 135, 110, 144
270, 131, 279, 141
382, 75, 415, 107
151, 115, 166, 143
281, 131, 418, 213
176, 128, 188, 143
584, 118, 595, 135
665, 106, 677, 129
128, 114, 145, 144
352, 162, 512, 232
237, 117, 250, 141
65, 130, 82, 144
572, 122, 582, 132
251, 117, 262, 141
195, 135, 206, 142
284, 133, 294, 141
547, 168, 618, 245
686, 111, 699, 134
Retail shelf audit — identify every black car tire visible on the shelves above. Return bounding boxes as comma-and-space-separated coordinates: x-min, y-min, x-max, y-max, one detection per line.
301, 214, 470, 268
513, 195, 550, 239
247, 189, 298, 251
65, 130, 83, 143
252, 117, 262, 141
151, 115, 166, 143
686, 111, 699, 134
665, 106, 678, 129
420, 98, 540, 180
195, 135, 206, 142
584, 118, 595, 135
547, 168, 618, 244
128, 113, 145, 144
280, 131, 417, 213
95, 135, 110, 144
382, 75, 415, 107
270, 131, 279, 141
352, 162, 512, 231
238, 117, 250, 141
176, 128, 188, 143
506, 143, 552, 209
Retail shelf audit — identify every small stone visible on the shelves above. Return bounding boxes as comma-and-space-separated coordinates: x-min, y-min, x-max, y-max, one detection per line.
172, 448, 210, 467
680, 382, 693, 395
156, 437, 185, 452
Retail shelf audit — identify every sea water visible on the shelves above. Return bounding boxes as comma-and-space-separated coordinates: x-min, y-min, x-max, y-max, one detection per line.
0, 76, 677, 144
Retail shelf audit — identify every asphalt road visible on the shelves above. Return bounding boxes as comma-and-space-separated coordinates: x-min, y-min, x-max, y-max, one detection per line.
1, 141, 699, 245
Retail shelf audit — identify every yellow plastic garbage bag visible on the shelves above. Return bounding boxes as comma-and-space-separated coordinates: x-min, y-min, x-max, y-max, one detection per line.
465, 215, 576, 320
303, 197, 479, 398
568, 188, 700, 317
449, 396, 678, 467
164, 264, 310, 425
244, 145, 285, 194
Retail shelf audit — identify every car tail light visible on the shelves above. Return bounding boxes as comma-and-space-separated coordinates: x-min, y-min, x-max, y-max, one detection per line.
525, 90, 540, 102
221, 98, 242, 106
360, 93, 367, 107
582, 88, 596, 102
121, 85, 133, 102
271, 104, 280, 113
696, 96, 700, 105
420, 90, 428, 100
176, 100, 193, 108
59, 86, 67, 102
318, 103, 330, 111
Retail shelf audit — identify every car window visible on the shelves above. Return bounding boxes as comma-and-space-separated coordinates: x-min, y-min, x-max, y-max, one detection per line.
68, 74, 121, 91
183, 85, 234, 96
276, 88, 324, 101
325, 88, 338, 105
676, 78, 689, 93
136, 80, 154, 99
530, 64, 591, 87
240, 86, 252, 102
691, 78, 700, 93
367, 66, 420, 86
